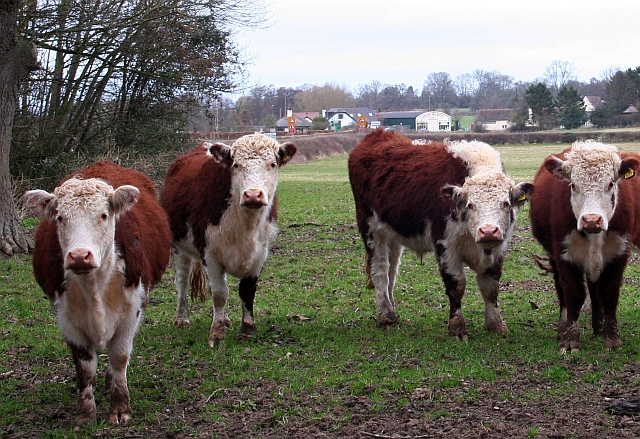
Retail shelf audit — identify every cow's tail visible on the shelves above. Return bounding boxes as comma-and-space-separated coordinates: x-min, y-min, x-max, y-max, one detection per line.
190, 262, 208, 302
532, 254, 554, 274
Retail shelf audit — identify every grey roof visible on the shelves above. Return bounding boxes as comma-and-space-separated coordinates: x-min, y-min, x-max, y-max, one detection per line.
275, 116, 312, 128
377, 111, 425, 119
326, 107, 378, 122
623, 105, 639, 114
476, 109, 513, 122
584, 96, 604, 109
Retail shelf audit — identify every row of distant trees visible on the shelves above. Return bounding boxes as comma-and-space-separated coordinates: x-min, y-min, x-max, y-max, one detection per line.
219, 62, 640, 133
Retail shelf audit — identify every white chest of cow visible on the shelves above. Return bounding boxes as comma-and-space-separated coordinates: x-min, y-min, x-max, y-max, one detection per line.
205, 203, 278, 278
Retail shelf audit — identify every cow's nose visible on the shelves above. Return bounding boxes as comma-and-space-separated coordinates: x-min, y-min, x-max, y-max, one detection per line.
581, 214, 603, 233
478, 225, 502, 243
66, 249, 96, 272
242, 189, 267, 208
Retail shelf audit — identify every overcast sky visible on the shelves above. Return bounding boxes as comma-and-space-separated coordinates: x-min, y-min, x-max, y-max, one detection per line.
234, 0, 639, 94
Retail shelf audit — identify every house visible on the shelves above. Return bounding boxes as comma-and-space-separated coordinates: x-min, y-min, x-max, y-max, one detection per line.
325, 107, 379, 130
583, 96, 604, 113
583, 96, 605, 127
294, 112, 320, 123
274, 115, 312, 133
623, 105, 639, 114
474, 109, 513, 131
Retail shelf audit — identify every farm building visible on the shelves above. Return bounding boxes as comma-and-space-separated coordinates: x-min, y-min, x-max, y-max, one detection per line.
415, 111, 451, 131
325, 107, 379, 131
474, 109, 514, 131
378, 111, 451, 131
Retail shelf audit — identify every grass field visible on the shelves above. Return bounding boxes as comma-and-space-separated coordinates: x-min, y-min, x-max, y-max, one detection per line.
3, 141, 640, 437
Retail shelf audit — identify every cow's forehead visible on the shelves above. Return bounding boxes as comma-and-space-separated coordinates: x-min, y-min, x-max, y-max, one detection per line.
463, 172, 514, 198
231, 133, 280, 162
565, 142, 621, 183
54, 178, 114, 210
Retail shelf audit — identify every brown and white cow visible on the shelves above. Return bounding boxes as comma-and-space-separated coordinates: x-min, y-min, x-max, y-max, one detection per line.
348, 129, 533, 339
530, 141, 640, 352
161, 133, 297, 347
23, 161, 171, 425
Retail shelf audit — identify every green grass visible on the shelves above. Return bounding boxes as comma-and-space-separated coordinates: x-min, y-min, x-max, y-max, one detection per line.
3, 143, 640, 436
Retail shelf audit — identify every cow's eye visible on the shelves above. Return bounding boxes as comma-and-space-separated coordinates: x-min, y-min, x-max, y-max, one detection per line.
569, 183, 577, 192
101, 212, 108, 221
608, 181, 615, 190
232, 162, 239, 170
56, 215, 63, 223
466, 202, 475, 211
270, 162, 277, 169
502, 201, 511, 209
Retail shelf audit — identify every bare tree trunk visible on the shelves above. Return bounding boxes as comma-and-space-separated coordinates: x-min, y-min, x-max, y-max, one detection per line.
0, 0, 38, 256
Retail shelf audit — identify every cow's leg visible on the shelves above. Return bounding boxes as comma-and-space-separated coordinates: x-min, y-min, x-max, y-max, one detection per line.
477, 260, 507, 333
593, 257, 626, 348
556, 260, 586, 353
105, 349, 132, 424
387, 241, 404, 311
369, 233, 399, 326
587, 279, 603, 335
69, 342, 98, 425
437, 245, 468, 340
173, 247, 194, 327
104, 304, 143, 424
239, 276, 258, 336
205, 263, 230, 347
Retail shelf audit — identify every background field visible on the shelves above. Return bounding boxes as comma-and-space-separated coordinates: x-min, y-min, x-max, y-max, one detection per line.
3, 141, 640, 438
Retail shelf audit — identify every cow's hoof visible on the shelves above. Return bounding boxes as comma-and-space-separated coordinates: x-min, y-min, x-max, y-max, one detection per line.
486, 320, 507, 334
447, 317, 468, 340
75, 413, 96, 426
241, 322, 257, 336
377, 312, 399, 327
604, 337, 622, 349
174, 316, 190, 327
108, 406, 132, 425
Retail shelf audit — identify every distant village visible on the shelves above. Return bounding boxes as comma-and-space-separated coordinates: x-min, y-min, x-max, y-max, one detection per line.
269, 96, 638, 135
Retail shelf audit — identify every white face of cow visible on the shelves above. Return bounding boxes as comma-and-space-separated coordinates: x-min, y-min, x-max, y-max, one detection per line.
207, 133, 297, 211
443, 172, 533, 249
545, 142, 639, 234
24, 178, 139, 274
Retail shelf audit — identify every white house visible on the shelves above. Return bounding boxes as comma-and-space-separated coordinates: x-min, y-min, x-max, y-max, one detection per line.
325, 107, 379, 130
475, 109, 513, 131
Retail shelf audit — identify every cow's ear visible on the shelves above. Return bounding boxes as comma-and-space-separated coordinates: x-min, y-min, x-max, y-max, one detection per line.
278, 143, 297, 167
511, 182, 534, 208
544, 155, 570, 181
111, 185, 140, 215
441, 184, 465, 207
619, 156, 640, 180
23, 190, 57, 219
207, 142, 233, 167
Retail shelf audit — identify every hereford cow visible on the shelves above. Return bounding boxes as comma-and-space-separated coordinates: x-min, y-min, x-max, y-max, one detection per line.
530, 141, 640, 352
23, 161, 171, 425
348, 129, 533, 339
161, 133, 297, 347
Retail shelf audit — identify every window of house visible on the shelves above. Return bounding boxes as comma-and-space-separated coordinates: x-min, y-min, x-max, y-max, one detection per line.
338, 114, 343, 119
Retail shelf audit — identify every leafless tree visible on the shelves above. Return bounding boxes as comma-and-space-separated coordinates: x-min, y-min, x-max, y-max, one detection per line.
544, 59, 577, 97
13, 0, 266, 178
0, 0, 39, 255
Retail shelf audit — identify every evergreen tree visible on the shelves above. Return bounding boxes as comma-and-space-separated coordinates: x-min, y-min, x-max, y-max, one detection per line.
524, 83, 555, 129
556, 86, 587, 129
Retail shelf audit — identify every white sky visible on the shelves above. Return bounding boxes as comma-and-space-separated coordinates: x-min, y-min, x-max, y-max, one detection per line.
234, 0, 640, 94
